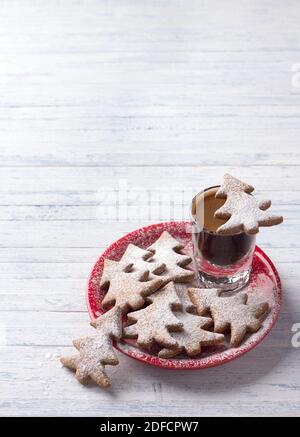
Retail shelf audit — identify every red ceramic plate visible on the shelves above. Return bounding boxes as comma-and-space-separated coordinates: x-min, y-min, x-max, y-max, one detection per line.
86, 221, 282, 370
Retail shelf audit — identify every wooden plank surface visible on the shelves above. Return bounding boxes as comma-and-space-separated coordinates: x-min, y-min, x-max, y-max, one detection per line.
0, 0, 300, 417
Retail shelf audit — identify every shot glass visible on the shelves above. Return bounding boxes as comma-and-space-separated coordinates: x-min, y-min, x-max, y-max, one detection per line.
190, 185, 256, 291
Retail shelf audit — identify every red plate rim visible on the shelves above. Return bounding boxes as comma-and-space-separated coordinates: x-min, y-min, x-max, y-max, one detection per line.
86, 221, 282, 370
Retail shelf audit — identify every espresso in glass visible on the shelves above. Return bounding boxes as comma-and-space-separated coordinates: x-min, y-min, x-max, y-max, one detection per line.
191, 186, 255, 291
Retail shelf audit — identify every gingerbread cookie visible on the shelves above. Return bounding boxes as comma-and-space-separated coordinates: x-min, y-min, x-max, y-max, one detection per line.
60, 306, 122, 388
120, 243, 166, 279
123, 282, 183, 350
147, 231, 194, 283
214, 174, 283, 235
159, 311, 224, 358
188, 288, 269, 347
101, 258, 164, 313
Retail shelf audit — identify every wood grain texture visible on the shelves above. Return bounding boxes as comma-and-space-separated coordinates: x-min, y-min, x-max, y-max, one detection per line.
0, 0, 300, 417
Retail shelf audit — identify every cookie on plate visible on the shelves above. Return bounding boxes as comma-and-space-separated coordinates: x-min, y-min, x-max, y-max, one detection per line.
188, 288, 269, 347
124, 282, 183, 350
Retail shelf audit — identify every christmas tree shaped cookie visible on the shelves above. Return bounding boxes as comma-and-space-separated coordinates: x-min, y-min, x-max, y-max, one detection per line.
100, 256, 164, 313
159, 311, 224, 358
60, 306, 122, 388
120, 243, 166, 279
123, 282, 183, 350
188, 288, 269, 347
147, 231, 194, 283
214, 173, 283, 235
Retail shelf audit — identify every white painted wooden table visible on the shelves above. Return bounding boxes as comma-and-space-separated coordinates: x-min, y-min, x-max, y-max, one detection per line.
0, 0, 300, 417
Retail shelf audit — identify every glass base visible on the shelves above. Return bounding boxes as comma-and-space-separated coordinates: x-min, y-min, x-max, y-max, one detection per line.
197, 267, 252, 292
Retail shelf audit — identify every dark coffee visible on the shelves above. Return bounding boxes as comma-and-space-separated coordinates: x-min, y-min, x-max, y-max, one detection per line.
191, 186, 255, 266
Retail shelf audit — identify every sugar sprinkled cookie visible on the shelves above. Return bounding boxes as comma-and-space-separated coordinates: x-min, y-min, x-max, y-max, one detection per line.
123, 282, 183, 350
188, 288, 269, 347
60, 306, 122, 388
101, 258, 164, 313
214, 173, 283, 235
147, 231, 194, 283
120, 243, 166, 279
158, 311, 224, 358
